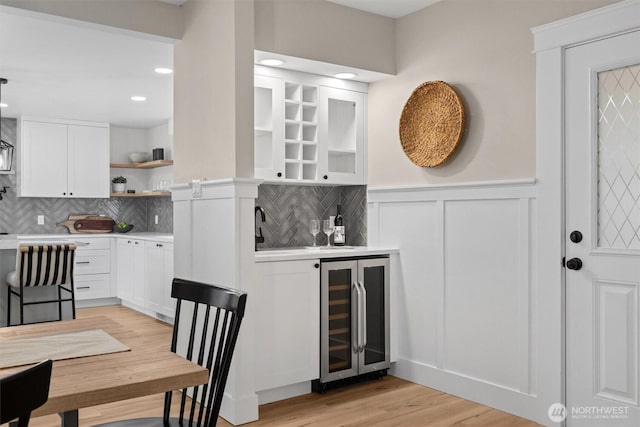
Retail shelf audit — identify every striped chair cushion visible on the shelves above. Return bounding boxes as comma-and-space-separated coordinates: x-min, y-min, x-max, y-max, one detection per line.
8, 243, 77, 288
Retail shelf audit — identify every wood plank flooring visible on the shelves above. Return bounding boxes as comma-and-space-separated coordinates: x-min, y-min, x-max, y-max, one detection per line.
24, 305, 540, 427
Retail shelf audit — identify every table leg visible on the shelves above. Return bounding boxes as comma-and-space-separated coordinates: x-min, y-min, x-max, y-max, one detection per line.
59, 410, 79, 427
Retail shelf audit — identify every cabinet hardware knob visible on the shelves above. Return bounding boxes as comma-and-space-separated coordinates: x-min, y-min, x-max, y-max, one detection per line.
70, 192, 73, 195
63, 192, 66, 195
157, 244, 163, 247
323, 175, 328, 180
314, 263, 320, 269
566, 257, 583, 271
277, 172, 282, 178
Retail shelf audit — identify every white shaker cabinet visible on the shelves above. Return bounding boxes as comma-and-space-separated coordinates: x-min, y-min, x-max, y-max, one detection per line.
19, 117, 109, 198
116, 238, 145, 307
145, 241, 174, 318
73, 237, 113, 301
254, 67, 366, 185
254, 259, 320, 392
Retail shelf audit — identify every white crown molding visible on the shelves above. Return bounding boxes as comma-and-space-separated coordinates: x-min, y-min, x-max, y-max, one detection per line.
532, 0, 640, 52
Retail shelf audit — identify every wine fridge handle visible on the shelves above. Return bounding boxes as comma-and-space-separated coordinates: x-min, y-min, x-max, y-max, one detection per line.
352, 282, 361, 354
359, 281, 367, 353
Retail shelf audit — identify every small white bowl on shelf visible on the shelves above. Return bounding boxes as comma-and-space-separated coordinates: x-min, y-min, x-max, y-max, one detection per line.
129, 152, 150, 163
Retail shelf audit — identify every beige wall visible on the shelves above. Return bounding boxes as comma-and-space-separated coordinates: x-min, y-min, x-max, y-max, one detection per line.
368, 0, 619, 187
0, 0, 181, 40
173, 0, 254, 182
255, 0, 396, 75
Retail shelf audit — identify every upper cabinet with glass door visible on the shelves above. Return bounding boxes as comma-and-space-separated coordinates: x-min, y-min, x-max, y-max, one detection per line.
254, 66, 366, 185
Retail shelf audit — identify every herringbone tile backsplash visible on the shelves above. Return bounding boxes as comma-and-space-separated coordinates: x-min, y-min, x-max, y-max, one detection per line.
0, 118, 173, 234
255, 184, 367, 248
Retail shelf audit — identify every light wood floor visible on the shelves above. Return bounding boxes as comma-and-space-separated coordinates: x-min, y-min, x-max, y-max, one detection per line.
25, 305, 540, 427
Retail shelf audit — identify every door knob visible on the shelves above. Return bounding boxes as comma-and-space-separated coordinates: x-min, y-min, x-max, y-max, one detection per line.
566, 257, 583, 270
570, 230, 583, 243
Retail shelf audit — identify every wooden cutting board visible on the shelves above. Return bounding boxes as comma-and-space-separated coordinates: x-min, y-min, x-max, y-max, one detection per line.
57, 214, 115, 234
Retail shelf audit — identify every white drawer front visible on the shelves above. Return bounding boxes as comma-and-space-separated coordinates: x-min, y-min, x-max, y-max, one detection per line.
74, 273, 111, 300
74, 249, 110, 274
74, 237, 111, 250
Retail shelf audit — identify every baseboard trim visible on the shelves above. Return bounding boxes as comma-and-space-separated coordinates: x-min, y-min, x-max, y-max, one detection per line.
220, 391, 259, 425
257, 381, 312, 405
392, 358, 541, 425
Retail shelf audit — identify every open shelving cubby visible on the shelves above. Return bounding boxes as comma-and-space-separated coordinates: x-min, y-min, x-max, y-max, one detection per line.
283, 81, 318, 181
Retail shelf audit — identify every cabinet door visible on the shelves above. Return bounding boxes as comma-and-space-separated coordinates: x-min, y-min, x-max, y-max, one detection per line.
117, 238, 144, 305
131, 240, 146, 306
357, 258, 390, 375
318, 87, 365, 185
145, 241, 174, 317
254, 75, 284, 181
255, 260, 320, 391
20, 120, 68, 197
116, 239, 134, 302
68, 124, 109, 198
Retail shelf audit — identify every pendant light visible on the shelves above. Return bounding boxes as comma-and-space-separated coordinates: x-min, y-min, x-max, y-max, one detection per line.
0, 78, 14, 172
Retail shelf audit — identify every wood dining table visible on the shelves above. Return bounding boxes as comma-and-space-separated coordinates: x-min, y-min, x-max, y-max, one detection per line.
0, 316, 210, 427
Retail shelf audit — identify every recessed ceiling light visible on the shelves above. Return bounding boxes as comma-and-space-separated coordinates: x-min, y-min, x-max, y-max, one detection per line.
335, 72, 357, 79
154, 67, 173, 75
131, 96, 147, 102
0, 103, 7, 108
259, 58, 285, 66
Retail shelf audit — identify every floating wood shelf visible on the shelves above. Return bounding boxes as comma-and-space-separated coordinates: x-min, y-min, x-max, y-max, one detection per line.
110, 160, 174, 169
110, 191, 170, 198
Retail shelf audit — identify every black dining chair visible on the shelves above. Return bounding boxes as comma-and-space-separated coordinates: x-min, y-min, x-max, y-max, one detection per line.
94, 278, 247, 427
6, 243, 77, 326
0, 359, 53, 427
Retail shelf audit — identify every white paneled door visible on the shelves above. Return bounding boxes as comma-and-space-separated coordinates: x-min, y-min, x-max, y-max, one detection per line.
565, 30, 640, 426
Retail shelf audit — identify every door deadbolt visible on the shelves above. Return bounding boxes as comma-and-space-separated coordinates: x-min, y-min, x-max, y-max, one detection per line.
570, 230, 583, 243
566, 257, 583, 271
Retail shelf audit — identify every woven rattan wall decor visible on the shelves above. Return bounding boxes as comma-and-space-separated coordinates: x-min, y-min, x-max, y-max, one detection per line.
399, 81, 465, 167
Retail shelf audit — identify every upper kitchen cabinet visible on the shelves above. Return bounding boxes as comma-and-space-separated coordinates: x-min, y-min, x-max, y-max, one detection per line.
254, 67, 366, 185
18, 117, 110, 198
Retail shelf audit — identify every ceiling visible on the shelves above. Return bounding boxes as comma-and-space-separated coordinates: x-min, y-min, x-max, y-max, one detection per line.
325, 0, 441, 18
0, 8, 174, 129
157, 0, 442, 19
0, 1, 441, 130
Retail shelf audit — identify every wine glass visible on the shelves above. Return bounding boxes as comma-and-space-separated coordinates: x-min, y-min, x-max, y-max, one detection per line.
309, 219, 320, 246
322, 219, 334, 247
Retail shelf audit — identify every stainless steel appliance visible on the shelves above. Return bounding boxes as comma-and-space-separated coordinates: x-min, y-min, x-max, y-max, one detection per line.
314, 257, 390, 391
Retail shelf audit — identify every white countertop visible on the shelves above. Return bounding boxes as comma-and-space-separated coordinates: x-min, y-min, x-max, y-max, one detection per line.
254, 246, 398, 262
0, 232, 173, 250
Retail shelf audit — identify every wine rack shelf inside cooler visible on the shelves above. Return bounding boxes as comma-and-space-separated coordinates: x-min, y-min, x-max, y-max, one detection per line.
328, 279, 351, 374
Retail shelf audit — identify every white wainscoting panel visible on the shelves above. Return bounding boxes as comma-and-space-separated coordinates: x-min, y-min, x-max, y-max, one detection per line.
444, 198, 522, 390
368, 179, 538, 422
378, 201, 440, 367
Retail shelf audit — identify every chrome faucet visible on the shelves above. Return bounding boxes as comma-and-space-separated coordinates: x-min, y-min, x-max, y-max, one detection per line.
255, 206, 266, 251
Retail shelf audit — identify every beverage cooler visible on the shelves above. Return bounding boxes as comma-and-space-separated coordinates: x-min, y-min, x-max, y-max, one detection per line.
314, 257, 390, 391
